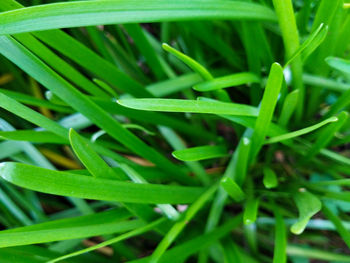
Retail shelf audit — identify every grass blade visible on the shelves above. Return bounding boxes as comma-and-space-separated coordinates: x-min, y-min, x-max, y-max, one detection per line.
265, 116, 338, 144
284, 23, 328, 66
0, 0, 277, 35
117, 98, 258, 116
220, 177, 245, 202
193, 72, 260, 92
273, 206, 287, 263
172, 145, 227, 162
69, 128, 122, 180
48, 218, 166, 263
0, 209, 143, 248
0, 162, 204, 204
326, 56, 350, 77
251, 63, 284, 159
263, 167, 278, 189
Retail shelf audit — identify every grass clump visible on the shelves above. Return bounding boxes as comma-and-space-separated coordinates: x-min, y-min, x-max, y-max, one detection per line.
0, 0, 350, 262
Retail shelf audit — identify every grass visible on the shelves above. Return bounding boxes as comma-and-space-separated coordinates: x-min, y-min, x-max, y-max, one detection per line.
0, 0, 349, 262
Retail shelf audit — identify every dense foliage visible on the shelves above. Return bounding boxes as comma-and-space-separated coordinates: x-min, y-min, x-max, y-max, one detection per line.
0, 0, 350, 262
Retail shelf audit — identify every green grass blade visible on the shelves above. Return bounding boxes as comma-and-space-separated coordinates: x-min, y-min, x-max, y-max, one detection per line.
220, 177, 245, 202
303, 73, 350, 92
265, 116, 338, 144
48, 218, 166, 263
273, 206, 287, 263
326, 56, 350, 77
284, 23, 328, 66
272, 0, 304, 120
251, 63, 284, 159
0, 130, 66, 144
287, 245, 350, 262
263, 167, 278, 189
0, 0, 277, 35
172, 145, 227, 162
69, 129, 122, 180
243, 197, 259, 225
0, 208, 143, 248
0, 162, 204, 204
302, 111, 348, 162
0, 88, 72, 113
290, 190, 322, 235
193, 72, 260, 92
162, 43, 213, 81
118, 98, 258, 116
278, 89, 299, 127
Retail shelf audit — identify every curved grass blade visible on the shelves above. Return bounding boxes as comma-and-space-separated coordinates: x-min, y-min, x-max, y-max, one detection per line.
278, 89, 299, 127
162, 43, 213, 81
162, 43, 230, 101
302, 111, 348, 163
0, 88, 72, 113
265, 116, 338, 144
0, 208, 143, 248
172, 145, 227, 162
48, 218, 167, 263
0, 162, 204, 204
193, 72, 260, 92
159, 126, 210, 186
117, 98, 258, 116
291, 190, 322, 235
69, 129, 122, 180
220, 177, 245, 202
285, 23, 328, 67
0, 0, 277, 35
251, 63, 284, 159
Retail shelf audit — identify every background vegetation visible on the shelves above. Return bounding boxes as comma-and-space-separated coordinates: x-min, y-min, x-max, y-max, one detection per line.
0, 0, 350, 262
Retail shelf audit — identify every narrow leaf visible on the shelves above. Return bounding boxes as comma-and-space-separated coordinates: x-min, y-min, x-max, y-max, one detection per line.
117, 98, 258, 116
220, 177, 245, 202
251, 63, 284, 158
266, 116, 338, 144
172, 145, 227, 162
0, 0, 277, 35
0, 162, 204, 204
193, 72, 260, 92
285, 23, 328, 66
69, 128, 121, 180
